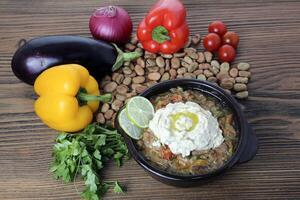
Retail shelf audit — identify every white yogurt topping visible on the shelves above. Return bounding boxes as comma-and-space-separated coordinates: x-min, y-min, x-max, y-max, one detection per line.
149, 102, 224, 157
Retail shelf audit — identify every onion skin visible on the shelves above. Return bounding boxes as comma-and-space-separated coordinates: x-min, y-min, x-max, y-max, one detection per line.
89, 6, 132, 44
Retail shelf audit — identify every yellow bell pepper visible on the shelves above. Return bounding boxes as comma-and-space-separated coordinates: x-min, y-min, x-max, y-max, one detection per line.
34, 64, 111, 132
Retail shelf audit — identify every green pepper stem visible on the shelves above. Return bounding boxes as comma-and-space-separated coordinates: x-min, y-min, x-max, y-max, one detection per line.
112, 44, 142, 71
152, 26, 171, 44
77, 91, 112, 103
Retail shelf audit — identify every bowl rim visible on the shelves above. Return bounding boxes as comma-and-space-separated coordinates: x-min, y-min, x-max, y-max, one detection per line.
115, 79, 249, 181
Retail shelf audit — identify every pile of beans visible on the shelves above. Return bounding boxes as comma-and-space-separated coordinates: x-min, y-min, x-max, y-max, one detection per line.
97, 35, 251, 126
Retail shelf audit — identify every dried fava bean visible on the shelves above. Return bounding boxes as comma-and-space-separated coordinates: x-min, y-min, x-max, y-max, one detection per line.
146, 59, 156, 67
104, 109, 114, 120
134, 65, 145, 76
144, 51, 156, 59
125, 43, 136, 51
209, 65, 219, 75
220, 62, 230, 72
204, 69, 213, 77
137, 57, 145, 68
165, 59, 171, 71
183, 73, 196, 79
131, 83, 142, 91
104, 82, 117, 92
123, 67, 132, 75
136, 85, 148, 94
197, 74, 206, 81
228, 77, 236, 84
147, 66, 159, 73
224, 89, 231, 94
181, 61, 190, 68
204, 51, 213, 62
239, 71, 251, 78
116, 85, 129, 94
156, 56, 165, 68
115, 94, 126, 101
146, 81, 157, 87
177, 67, 187, 75
115, 74, 124, 84
183, 56, 193, 64
184, 47, 197, 54
159, 68, 165, 75
135, 47, 143, 54
191, 33, 201, 46
197, 52, 205, 63
148, 72, 161, 81
132, 76, 145, 84
169, 69, 177, 78
137, 42, 143, 48
112, 72, 120, 81
189, 52, 198, 60
216, 72, 230, 81
199, 63, 209, 70
194, 69, 203, 76
233, 83, 247, 92
174, 52, 185, 58
123, 77, 132, 85
237, 62, 250, 71
220, 79, 234, 89
235, 77, 248, 84
96, 113, 105, 124
236, 91, 249, 99
161, 72, 170, 81
123, 61, 130, 67
101, 103, 110, 113
130, 35, 138, 44
177, 74, 184, 78
171, 57, 180, 69
111, 99, 123, 111
229, 68, 238, 78
128, 72, 137, 78
187, 62, 198, 73
211, 60, 220, 69
207, 76, 217, 83
161, 54, 173, 59
126, 92, 137, 99
129, 63, 135, 70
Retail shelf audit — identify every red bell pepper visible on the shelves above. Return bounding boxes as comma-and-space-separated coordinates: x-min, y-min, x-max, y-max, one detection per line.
137, 0, 189, 54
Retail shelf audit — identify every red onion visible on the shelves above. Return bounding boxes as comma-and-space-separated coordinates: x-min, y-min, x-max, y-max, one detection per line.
89, 6, 132, 44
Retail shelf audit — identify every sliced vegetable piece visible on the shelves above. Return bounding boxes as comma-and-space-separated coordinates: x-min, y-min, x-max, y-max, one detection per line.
118, 109, 143, 140
126, 96, 154, 128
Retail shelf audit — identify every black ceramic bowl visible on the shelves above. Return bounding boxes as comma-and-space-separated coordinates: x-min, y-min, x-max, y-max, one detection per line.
115, 79, 258, 186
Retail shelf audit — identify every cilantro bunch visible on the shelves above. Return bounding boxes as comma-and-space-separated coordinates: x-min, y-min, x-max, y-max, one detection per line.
50, 123, 129, 200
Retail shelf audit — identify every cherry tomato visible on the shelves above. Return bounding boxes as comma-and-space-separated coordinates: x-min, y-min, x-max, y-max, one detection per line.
208, 21, 227, 36
218, 44, 236, 62
222, 31, 240, 48
203, 33, 222, 52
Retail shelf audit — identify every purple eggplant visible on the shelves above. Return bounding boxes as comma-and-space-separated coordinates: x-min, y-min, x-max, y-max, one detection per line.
11, 35, 141, 85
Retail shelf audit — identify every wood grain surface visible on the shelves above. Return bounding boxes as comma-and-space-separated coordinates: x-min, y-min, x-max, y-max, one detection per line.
1, 0, 300, 199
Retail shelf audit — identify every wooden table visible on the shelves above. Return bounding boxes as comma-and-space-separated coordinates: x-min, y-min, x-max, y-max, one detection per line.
1, 0, 300, 199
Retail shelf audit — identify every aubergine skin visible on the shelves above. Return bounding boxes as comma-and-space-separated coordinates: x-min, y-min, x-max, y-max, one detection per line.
11, 36, 118, 85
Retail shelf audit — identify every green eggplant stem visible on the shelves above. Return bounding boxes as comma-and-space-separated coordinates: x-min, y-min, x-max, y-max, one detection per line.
112, 44, 142, 71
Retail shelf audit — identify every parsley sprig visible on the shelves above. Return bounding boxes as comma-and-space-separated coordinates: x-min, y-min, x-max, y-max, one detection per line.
50, 123, 129, 200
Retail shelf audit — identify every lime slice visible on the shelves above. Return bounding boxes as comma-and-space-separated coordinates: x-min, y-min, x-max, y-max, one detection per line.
118, 109, 143, 140
126, 96, 154, 128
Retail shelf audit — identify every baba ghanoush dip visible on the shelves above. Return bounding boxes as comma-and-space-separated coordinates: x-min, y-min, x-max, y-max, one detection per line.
136, 87, 238, 175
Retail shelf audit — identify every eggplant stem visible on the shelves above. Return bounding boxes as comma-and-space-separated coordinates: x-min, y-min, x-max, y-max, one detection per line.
112, 44, 142, 71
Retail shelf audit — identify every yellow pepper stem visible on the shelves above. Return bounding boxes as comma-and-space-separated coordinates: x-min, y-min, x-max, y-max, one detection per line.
77, 88, 112, 105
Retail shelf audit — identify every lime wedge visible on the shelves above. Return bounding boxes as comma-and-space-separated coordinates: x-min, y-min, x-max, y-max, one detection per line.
118, 109, 143, 140
126, 96, 154, 128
